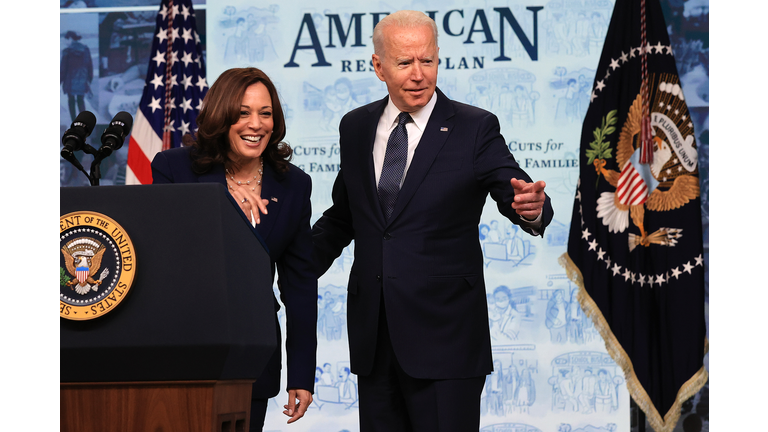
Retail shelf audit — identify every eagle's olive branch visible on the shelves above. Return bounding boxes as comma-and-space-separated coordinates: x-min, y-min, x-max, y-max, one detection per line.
586, 109, 618, 187
60, 267, 71, 287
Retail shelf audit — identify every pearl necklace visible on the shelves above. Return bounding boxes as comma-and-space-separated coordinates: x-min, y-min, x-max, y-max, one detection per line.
226, 157, 263, 191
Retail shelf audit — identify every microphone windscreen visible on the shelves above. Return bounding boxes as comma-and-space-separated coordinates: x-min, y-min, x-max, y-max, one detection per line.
73, 111, 97, 136
112, 111, 134, 136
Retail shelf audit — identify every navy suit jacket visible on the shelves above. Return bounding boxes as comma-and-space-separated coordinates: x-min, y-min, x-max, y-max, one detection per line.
152, 146, 317, 398
312, 88, 553, 380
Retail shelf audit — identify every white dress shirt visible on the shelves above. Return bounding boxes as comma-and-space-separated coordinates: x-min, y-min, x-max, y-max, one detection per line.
372, 91, 542, 228
373, 92, 438, 187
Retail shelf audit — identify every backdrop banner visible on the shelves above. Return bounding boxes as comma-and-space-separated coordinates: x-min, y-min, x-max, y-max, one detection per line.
206, 1, 629, 431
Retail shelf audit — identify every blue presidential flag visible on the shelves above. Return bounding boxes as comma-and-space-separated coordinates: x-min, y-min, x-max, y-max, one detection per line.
559, 0, 708, 430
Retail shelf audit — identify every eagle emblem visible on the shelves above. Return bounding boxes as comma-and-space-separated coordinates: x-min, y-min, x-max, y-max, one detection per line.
61, 237, 110, 295
590, 76, 699, 251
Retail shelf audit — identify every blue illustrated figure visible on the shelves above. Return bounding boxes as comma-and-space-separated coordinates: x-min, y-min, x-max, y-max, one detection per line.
224, 17, 249, 63
61, 30, 93, 122
503, 363, 519, 413
484, 359, 506, 416
567, 289, 586, 344
489, 285, 521, 342
478, 223, 490, 242
514, 367, 536, 413
548, 352, 624, 415
320, 291, 344, 341
335, 367, 358, 404
504, 223, 526, 261
594, 369, 619, 413
481, 220, 534, 266
546, 290, 568, 343
555, 369, 578, 412
509, 85, 534, 127
578, 367, 597, 414
246, 14, 278, 63
313, 361, 359, 410
555, 79, 581, 124
320, 362, 334, 386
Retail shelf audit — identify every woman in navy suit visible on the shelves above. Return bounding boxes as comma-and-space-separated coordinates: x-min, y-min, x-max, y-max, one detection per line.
151, 68, 316, 430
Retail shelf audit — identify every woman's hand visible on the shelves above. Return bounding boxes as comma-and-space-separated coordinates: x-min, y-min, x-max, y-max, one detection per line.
226, 180, 269, 224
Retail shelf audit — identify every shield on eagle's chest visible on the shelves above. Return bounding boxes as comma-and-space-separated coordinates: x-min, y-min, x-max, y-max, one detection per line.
75, 260, 89, 285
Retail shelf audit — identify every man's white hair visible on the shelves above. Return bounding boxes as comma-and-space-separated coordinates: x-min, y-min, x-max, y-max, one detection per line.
372, 10, 439, 57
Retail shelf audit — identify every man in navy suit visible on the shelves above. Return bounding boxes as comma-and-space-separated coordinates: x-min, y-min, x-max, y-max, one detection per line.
311, 10, 553, 431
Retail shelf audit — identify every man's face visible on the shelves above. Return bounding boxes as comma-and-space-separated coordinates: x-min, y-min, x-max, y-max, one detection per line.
372, 24, 438, 113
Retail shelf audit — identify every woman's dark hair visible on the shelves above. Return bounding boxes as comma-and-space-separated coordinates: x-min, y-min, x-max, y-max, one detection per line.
183, 67, 292, 173
64, 31, 82, 41
493, 285, 512, 300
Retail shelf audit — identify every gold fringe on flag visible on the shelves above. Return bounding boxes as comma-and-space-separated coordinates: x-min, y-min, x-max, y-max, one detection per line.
559, 252, 708, 432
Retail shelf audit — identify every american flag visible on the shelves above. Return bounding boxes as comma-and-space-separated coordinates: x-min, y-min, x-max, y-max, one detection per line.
125, 0, 208, 185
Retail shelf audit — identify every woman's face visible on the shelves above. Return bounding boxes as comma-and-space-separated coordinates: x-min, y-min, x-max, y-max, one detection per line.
494, 292, 510, 310
335, 82, 350, 101
228, 82, 274, 164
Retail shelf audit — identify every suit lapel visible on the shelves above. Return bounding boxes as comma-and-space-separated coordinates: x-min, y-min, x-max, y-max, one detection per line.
197, 161, 270, 254
198, 163, 227, 185
360, 97, 388, 227
257, 162, 284, 242
387, 89, 455, 225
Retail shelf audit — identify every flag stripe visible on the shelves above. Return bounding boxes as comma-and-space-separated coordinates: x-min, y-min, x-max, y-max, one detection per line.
126, 137, 153, 185
617, 166, 649, 206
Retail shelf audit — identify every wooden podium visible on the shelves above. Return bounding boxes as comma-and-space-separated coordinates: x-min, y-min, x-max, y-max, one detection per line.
60, 184, 278, 432
61, 381, 253, 432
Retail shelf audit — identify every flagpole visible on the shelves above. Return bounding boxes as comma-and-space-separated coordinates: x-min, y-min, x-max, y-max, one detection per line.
162, 0, 174, 151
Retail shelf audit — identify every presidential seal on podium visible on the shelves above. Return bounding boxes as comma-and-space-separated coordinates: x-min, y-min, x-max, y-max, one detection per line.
60, 211, 136, 320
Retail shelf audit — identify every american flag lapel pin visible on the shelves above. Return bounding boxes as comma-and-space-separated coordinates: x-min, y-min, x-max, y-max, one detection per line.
440, 127, 448, 132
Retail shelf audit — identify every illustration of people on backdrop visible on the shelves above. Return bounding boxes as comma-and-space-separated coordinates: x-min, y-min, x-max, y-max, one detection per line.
514, 368, 536, 413
555, 79, 581, 124
61, 31, 93, 122
484, 360, 506, 416
320, 78, 360, 132
556, 369, 578, 412
320, 362, 335, 386
488, 220, 502, 243
503, 363, 519, 411
578, 368, 597, 414
509, 85, 534, 127
489, 285, 521, 342
566, 289, 586, 344
336, 367, 358, 404
594, 369, 619, 413
504, 224, 526, 262
246, 15, 278, 63
546, 290, 568, 344
321, 291, 344, 341
224, 18, 249, 63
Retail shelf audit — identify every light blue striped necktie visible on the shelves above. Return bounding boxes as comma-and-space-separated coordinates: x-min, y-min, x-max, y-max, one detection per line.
378, 112, 411, 220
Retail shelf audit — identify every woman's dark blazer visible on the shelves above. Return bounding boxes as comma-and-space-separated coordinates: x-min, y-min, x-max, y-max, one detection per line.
151, 145, 317, 398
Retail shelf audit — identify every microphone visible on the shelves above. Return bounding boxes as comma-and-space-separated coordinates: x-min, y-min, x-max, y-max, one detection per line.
61, 111, 97, 159
99, 111, 134, 157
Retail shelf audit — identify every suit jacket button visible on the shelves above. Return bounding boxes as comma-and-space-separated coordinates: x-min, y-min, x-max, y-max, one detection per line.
376, 275, 382, 281
383, 233, 392, 240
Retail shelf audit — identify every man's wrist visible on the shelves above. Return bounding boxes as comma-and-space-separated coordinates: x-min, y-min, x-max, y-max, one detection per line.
520, 212, 542, 223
